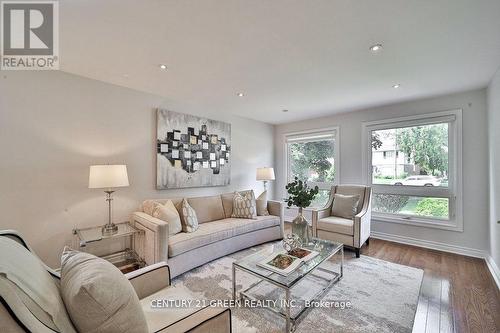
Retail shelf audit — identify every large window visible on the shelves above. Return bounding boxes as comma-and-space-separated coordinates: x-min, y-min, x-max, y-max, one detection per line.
285, 128, 339, 208
363, 111, 462, 231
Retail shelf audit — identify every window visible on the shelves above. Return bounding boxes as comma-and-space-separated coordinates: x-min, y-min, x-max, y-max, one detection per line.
285, 128, 339, 208
363, 110, 462, 231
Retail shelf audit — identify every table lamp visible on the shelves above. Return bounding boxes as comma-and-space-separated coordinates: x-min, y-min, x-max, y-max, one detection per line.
89, 165, 129, 235
256, 167, 275, 191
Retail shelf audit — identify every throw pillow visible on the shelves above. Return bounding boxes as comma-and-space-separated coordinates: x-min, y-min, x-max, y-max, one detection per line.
331, 194, 360, 219
60, 248, 148, 333
256, 190, 270, 216
231, 190, 257, 219
152, 200, 182, 235
181, 198, 199, 232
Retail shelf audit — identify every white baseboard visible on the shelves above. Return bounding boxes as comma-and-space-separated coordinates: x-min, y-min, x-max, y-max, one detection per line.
485, 255, 500, 290
370, 231, 500, 290
370, 231, 485, 258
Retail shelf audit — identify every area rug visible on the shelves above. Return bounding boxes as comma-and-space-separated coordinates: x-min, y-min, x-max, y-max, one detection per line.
172, 242, 423, 333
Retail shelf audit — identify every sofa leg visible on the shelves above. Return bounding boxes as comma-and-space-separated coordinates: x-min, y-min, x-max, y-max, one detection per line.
355, 248, 360, 258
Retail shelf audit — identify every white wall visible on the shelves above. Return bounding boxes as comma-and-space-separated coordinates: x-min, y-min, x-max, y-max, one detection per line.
0, 71, 274, 267
487, 69, 500, 270
275, 89, 489, 252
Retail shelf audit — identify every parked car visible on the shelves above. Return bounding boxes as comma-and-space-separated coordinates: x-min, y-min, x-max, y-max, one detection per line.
393, 175, 441, 186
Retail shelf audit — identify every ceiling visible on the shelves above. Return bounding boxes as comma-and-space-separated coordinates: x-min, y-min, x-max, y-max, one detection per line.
59, 0, 500, 124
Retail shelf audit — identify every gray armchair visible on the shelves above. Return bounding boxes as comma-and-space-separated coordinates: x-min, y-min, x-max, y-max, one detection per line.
0, 230, 232, 333
312, 185, 372, 258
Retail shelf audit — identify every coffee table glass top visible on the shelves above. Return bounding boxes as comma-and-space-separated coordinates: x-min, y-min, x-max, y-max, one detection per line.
233, 238, 342, 288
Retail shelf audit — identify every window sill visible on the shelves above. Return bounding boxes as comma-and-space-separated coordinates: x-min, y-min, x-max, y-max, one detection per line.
372, 213, 463, 232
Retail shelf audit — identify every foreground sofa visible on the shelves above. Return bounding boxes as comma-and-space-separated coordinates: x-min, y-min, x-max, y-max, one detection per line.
131, 192, 284, 278
0, 230, 231, 333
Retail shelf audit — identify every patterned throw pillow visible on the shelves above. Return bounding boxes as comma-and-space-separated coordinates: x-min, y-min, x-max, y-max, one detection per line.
231, 191, 257, 219
181, 198, 199, 232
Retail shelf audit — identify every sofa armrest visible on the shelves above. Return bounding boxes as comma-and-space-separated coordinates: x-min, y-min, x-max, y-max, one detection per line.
311, 208, 331, 236
131, 212, 169, 265
158, 307, 231, 333
126, 262, 171, 299
267, 200, 285, 238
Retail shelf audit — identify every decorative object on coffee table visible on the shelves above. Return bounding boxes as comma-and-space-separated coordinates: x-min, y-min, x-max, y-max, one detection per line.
282, 234, 300, 252
88, 164, 129, 235
285, 177, 319, 245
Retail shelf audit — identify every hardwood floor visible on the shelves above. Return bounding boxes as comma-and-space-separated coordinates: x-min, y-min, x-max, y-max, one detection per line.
357, 237, 500, 333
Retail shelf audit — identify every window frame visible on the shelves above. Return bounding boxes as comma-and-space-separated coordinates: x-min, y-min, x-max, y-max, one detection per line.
283, 126, 340, 208
362, 110, 463, 232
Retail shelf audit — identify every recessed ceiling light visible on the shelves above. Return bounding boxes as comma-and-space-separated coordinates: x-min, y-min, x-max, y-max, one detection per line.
392, 84, 401, 89
369, 44, 383, 52
236, 92, 245, 97
159, 64, 167, 70
282, 109, 289, 113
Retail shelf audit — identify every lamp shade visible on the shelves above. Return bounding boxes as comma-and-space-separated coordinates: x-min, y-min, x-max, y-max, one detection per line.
256, 167, 275, 181
88, 165, 129, 189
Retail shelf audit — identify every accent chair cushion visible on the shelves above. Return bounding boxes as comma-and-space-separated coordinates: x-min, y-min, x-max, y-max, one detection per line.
256, 191, 270, 216
60, 248, 148, 333
0, 238, 76, 333
231, 191, 257, 219
331, 194, 360, 219
181, 198, 199, 232
336, 185, 367, 214
153, 200, 182, 235
317, 216, 354, 236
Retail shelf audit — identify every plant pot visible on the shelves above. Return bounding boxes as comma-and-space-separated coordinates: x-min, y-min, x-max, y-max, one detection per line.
292, 207, 312, 245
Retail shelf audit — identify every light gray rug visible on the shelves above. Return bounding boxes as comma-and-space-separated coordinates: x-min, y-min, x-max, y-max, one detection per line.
172, 242, 423, 333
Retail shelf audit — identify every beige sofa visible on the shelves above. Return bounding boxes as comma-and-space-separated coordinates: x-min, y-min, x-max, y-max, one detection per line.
0, 230, 231, 333
131, 192, 284, 278
312, 185, 372, 258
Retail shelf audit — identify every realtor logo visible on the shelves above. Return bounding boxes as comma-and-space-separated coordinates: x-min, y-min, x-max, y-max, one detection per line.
1, 1, 59, 70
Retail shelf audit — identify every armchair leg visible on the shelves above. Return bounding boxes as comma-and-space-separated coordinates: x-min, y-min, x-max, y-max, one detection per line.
366, 238, 370, 246
355, 248, 360, 258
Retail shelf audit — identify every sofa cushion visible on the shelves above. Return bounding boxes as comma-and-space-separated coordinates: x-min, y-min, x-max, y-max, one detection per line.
256, 190, 270, 216
180, 199, 199, 233
60, 248, 148, 333
153, 200, 182, 235
331, 194, 360, 219
317, 216, 354, 236
187, 195, 225, 223
231, 191, 257, 219
140, 285, 198, 332
0, 237, 76, 333
221, 192, 236, 218
168, 216, 280, 257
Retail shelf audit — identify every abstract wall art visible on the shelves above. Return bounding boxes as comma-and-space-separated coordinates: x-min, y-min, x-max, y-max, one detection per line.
156, 109, 231, 189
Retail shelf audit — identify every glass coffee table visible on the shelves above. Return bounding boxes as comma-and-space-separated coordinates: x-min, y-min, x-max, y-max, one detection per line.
232, 238, 343, 332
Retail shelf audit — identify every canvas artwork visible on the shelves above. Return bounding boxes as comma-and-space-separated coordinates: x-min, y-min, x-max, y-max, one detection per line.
157, 109, 231, 189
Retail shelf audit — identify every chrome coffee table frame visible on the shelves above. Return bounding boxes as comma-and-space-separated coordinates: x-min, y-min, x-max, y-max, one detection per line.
232, 238, 343, 333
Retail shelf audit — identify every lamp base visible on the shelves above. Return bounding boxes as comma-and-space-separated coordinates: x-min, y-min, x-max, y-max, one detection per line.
102, 223, 118, 236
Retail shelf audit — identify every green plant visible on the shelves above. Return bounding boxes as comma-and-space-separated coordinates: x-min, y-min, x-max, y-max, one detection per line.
285, 177, 319, 209
415, 198, 449, 218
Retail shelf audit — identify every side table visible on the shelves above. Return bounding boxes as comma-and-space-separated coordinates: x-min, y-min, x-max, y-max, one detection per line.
73, 221, 146, 273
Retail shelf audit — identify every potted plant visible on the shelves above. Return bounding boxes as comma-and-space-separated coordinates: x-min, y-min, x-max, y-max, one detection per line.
285, 177, 319, 245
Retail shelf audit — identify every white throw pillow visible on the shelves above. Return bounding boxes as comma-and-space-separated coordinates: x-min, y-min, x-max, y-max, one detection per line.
181, 198, 199, 232
60, 248, 148, 333
152, 200, 182, 235
231, 191, 257, 219
256, 190, 270, 216
331, 194, 360, 219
